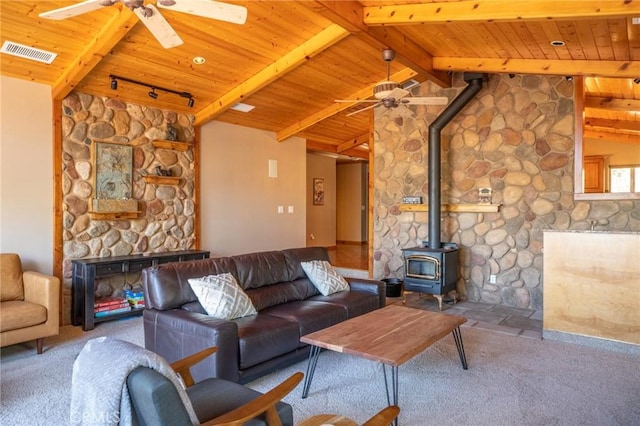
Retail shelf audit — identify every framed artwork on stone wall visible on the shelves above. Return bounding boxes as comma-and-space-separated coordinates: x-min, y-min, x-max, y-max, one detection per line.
94, 142, 133, 200
313, 178, 324, 205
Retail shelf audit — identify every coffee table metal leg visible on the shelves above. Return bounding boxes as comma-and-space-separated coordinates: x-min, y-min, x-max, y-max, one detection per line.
382, 364, 399, 425
452, 326, 468, 370
302, 345, 321, 398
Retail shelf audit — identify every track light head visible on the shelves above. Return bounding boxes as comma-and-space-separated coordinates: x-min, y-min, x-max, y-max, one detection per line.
508, 73, 515, 79
634, 78, 640, 85
565, 76, 573, 82
148, 88, 158, 99
187, 97, 194, 108
110, 77, 117, 90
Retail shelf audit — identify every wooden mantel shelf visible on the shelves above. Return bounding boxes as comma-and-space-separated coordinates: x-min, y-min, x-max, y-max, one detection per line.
88, 211, 140, 220
143, 175, 181, 185
399, 204, 501, 213
151, 140, 191, 151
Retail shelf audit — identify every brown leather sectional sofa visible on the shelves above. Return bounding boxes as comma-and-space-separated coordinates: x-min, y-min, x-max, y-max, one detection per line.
142, 246, 385, 384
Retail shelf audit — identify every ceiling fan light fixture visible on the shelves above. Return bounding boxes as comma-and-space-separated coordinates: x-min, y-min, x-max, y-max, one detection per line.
374, 81, 401, 100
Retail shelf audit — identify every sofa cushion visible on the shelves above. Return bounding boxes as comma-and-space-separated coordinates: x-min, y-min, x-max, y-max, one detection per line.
245, 279, 319, 312
143, 257, 237, 311
188, 274, 257, 320
232, 251, 290, 290
0, 300, 47, 332
1, 253, 24, 302
282, 247, 330, 281
308, 291, 381, 319
300, 260, 349, 296
262, 301, 348, 346
234, 314, 301, 370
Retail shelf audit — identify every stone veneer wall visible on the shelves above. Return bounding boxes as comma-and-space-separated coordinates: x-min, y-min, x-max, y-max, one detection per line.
61, 93, 196, 324
373, 73, 640, 309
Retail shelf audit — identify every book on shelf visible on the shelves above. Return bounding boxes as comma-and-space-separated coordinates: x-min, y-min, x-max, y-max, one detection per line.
94, 301, 130, 313
95, 306, 131, 317
94, 297, 128, 309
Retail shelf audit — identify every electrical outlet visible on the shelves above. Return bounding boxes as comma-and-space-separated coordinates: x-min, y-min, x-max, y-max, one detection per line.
489, 274, 497, 284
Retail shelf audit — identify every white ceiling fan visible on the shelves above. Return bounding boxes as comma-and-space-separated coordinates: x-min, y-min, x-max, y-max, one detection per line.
336, 49, 448, 117
39, 0, 247, 49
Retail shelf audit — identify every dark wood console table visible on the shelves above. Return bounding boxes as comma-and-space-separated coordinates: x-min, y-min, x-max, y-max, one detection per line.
72, 250, 210, 331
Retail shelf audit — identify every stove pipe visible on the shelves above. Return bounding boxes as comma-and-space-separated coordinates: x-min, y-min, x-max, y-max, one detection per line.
428, 73, 484, 249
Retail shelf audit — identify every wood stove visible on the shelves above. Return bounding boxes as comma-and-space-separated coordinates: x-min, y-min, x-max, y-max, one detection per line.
402, 242, 458, 310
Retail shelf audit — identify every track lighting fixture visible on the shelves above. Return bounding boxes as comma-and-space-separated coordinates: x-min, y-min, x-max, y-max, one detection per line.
565, 76, 573, 82
508, 73, 515, 79
634, 78, 640, 85
108, 75, 194, 107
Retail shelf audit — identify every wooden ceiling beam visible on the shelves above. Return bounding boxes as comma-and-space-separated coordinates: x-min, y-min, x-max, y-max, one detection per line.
584, 129, 640, 144
585, 97, 640, 112
433, 57, 640, 79
193, 23, 350, 126
276, 68, 416, 141
584, 118, 640, 133
307, 140, 369, 160
310, 1, 451, 87
363, 1, 639, 25
337, 133, 369, 153
52, 6, 138, 100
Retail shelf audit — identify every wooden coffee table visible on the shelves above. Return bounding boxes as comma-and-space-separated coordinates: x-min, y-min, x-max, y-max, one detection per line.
300, 305, 468, 418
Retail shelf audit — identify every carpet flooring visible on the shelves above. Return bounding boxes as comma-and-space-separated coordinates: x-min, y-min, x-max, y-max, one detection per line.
1, 316, 639, 425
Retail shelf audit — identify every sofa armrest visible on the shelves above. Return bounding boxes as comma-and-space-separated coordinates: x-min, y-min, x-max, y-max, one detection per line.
345, 277, 386, 308
143, 309, 241, 382
22, 271, 60, 329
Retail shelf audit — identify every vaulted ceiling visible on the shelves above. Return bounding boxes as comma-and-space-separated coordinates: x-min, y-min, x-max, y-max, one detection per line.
1, 1, 639, 159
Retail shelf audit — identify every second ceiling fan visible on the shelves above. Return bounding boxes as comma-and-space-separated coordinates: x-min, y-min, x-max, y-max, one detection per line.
39, 0, 247, 49
336, 49, 448, 116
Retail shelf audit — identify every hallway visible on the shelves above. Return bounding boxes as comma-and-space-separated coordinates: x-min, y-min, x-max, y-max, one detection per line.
328, 243, 368, 270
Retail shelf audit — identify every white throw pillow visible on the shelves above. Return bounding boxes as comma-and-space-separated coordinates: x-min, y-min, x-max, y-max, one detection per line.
300, 260, 350, 296
188, 273, 257, 320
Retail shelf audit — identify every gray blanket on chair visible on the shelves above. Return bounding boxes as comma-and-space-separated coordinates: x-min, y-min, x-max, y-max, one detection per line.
70, 336, 199, 425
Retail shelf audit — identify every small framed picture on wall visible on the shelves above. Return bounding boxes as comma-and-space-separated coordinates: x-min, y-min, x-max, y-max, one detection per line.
313, 178, 324, 205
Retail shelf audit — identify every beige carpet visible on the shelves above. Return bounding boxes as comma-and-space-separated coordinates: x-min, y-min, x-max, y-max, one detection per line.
1, 316, 639, 425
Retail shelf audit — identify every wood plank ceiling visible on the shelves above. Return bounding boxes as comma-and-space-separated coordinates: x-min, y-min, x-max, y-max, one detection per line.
1, 0, 639, 159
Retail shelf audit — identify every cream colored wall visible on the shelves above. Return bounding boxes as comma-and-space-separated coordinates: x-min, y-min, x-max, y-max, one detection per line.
306, 153, 336, 248
337, 163, 364, 242
0, 76, 54, 274
584, 138, 640, 165
200, 121, 306, 256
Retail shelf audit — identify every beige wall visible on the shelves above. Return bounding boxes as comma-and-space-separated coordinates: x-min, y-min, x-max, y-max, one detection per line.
200, 121, 306, 256
337, 163, 365, 242
0, 76, 54, 274
306, 153, 336, 248
584, 138, 640, 166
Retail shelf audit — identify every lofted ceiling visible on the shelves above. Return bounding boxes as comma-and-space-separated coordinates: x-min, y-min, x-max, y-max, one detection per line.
1, 1, 639, 160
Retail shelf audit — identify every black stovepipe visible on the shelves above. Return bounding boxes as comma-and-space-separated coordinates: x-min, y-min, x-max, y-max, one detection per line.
428, 73, 484, 250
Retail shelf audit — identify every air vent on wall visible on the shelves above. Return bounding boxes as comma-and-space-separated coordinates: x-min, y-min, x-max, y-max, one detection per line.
1, 41, 57, 64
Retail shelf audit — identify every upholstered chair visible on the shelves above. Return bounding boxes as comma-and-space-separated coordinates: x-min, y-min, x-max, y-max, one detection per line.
0, 253, 60, 354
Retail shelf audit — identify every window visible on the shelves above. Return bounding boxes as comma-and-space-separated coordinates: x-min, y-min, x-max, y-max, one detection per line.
610, 166, 640, 193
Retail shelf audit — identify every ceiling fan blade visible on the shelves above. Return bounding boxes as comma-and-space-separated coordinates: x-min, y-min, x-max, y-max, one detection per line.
403, 97, 449, 105
335, 100, 379, 103
158, 0, 248, 25
347, 103, 380, 117
386, 87, 409, 100
134, 5, 183, 49
39, 0, 105, 20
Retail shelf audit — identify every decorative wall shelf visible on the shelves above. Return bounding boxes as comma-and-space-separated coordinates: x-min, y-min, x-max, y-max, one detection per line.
399, 204, 501, 213
143, 175, 181, 185
88, 211, 140, 221
151, 140, 191, 151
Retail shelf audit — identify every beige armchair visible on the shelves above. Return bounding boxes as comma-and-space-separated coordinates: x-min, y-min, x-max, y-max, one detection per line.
1, 253, 60, 354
